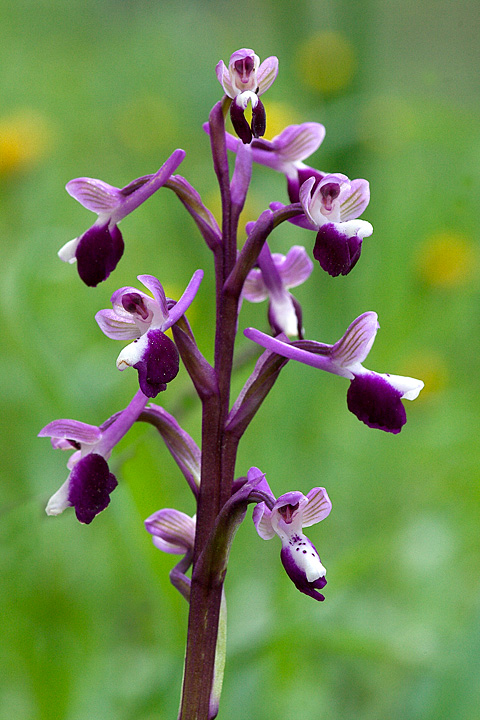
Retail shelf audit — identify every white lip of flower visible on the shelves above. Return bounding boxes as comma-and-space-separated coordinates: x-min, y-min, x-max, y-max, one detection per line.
234, 90, 259, 111
272, 294, 299, 337
116, 332, 149, 370
289, 534, 327, 582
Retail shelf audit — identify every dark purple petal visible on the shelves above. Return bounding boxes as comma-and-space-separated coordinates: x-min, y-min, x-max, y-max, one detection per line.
251, 97, 266, 138
230, 100, 252, 144
133, 329, 179, 398
280, 544, 326, 601
67, 453, 117, 524
347, 373, 407, 433
75, 222, 124, 286
313, 223, 362, 277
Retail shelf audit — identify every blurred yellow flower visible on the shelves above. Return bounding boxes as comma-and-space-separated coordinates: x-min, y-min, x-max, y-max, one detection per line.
0, 110, 51, 176
416, 231, 477, 287
296, 31, 356, 95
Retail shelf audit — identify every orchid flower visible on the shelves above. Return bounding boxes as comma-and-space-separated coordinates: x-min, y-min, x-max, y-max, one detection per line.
242, 243, 313, 337
253, 480, 332, 601
95, 270, 203, 398
245, 312, 424, 433
59, 149, 185, 286
39, 390, 148, 523
216, 48, 278, 144
298, 173, 373, 277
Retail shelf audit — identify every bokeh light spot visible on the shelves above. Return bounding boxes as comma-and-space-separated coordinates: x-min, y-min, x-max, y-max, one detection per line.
0, 110, 52, 176
296, 31, 356, 95
416, 231, 477, 287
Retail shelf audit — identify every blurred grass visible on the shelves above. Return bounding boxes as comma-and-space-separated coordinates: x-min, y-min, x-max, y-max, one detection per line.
1, 0, 480, 718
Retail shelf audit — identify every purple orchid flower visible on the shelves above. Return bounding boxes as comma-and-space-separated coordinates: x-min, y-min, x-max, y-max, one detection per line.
245, 312, 424, 433
242, 243, 313, 337
145, 508, 196, 554
216, 48, 278, 144
298, 173, 373, 277
39, 389, 148, 524
95, 270, 203, 398
58, 149, 185, 286
253, 478, 332, 601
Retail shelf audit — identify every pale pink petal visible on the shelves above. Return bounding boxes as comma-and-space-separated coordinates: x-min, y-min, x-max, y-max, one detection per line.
66, 178, 121, 215
301, 487, 332, 527
252, 502, 276, 540
275, 246, 314, 289
242, 268, 268, 302
256, 56, 279, 95
274, 123, 325, 162
95, 309, 140, 341
339, 179, 370, 221
138, 275, 168, 318
331, 312, 379, 369
38, 419, 101, 444
215, 60, 235, 98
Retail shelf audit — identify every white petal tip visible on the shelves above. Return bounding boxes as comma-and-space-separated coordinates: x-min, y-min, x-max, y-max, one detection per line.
404, 380, 425, 401
58, 237, 79, 264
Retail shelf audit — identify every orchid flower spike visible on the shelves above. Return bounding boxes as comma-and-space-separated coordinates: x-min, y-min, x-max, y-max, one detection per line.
59, 149, 185, 286
253, 480, 332, 601
39, 390, 148, 524
299, 173, 373, 277
245, 312, 424, 434
242, 243, 313, 337
96, 270, 203, 398
216, 48, 278, 144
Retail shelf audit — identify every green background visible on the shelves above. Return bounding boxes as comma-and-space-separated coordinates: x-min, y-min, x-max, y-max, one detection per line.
1, 1, 479, 718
